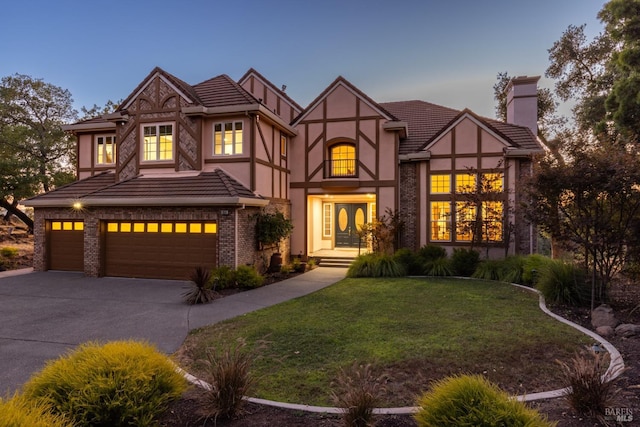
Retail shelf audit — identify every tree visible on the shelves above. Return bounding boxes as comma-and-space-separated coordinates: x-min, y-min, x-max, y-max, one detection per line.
0, 74, 77, 228
599, 0, 640, 140
524, 135, 640, 307
80, 99, 121, 120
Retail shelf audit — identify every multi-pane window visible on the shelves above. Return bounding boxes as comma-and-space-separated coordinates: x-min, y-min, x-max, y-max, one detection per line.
96, 135, 116, 165
280, 134, 287, 157
430, 202, 451, 241
330, 144, 356, 176
482, 201, 503, 241
455, 202, 476, 241
143, 124, 173, 161
483, 173, 503, 192
456, 173, 476, 193
323, 203, 332, 237
430, 174, 451, 193
214, 121, 243, 155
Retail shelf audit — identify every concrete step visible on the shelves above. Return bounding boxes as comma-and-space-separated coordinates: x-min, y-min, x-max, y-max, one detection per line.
315, 256, 355, 268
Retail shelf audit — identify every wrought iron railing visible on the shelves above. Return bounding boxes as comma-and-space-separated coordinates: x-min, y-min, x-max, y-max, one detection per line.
324, 159, 356, 178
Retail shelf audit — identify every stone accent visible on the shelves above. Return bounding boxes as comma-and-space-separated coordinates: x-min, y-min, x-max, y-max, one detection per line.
615, 323, 640, 337
398, 162, 418, 250
591, 304, 619, 328
596, 325, 615, 337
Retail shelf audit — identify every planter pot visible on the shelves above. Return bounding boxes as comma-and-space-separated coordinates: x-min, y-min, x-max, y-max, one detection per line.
269, 253, 283, 273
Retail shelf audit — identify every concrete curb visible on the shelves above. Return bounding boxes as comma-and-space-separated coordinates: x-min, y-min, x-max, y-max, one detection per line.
178, 278, 625, 414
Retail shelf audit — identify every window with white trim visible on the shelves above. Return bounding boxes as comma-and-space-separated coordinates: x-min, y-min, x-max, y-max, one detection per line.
323, 203, 332, 237
214, 121, 243, 155
96, 135, 116, 165
142, 123, 173, 161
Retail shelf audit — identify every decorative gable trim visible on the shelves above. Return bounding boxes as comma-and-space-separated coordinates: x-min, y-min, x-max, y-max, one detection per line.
292, 76, 398, 125
120, 68, 197, 110
238, 68, 303, 113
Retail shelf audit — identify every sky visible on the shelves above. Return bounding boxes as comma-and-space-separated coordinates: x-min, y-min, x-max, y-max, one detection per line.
0, 0, 607, 119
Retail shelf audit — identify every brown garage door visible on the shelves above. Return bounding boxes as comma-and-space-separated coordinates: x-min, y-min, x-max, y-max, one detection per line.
48, 220, 84, 271
103, 221, 217, 280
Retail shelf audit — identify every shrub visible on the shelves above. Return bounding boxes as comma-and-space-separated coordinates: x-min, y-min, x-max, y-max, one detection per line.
22, 340, 187, 427
424, 257, 452, 276
471, 259, 504, 281
331, 363, 385, 427
235, 265, 264, 289
0, 394, 70, 427
347, 254, 404, 278
450, 248, 480, 277
1, 246, 19, 258
523, 254, 551, 287
183, 266, 217, 305
558, 352, 621, 419
501, 255, 526, 284
202, 339, 255, 420
211, 265, 236, 289
536, 259, 589, 306
414, 374, 554, 427
393, 248, 422, 275
417, 244, 447, 263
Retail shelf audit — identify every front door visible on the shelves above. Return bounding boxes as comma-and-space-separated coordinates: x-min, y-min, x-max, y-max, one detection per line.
335, 203, 367, 247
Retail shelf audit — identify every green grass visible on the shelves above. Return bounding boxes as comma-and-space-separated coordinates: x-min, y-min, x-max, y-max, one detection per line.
180, 277, 590, 407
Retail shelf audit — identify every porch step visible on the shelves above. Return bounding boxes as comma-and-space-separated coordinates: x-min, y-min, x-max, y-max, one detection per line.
315, 256, 356, 268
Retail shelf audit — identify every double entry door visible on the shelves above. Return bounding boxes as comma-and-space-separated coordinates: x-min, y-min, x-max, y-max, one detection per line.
335, 203, 367, 248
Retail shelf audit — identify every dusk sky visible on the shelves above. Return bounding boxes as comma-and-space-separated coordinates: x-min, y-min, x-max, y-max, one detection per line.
1, 0, 606, 119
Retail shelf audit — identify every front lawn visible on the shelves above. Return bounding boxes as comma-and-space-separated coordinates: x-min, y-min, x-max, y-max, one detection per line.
178, 277, 591, 407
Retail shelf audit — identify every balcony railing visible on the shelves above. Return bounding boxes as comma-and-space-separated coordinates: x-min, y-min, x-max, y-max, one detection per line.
324, 159, 357, 178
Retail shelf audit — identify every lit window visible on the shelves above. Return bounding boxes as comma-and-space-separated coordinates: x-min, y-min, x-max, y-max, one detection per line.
483, 173, 504, 192
107, 223, 118, 232
147, 223, 159, 232
161, 223, 173, 233
190, 223, 202, 233
96, 135, 116, 165
133, 223, 145, 232
430, 202, 451, 241
51, 222, 62, 231
175, 223, 187, 233
456, 173, 476, 193
143, 124, 173, 161
323, 203, 332, 237
330, 144, 356, 177
204, 223, 217, 233
63, 222, 73, 231
455, 202, 476, 241
482, 201, 503, 242
214, 121, 243, 155
120, 223, 131, 232
431, 174, 451, 193
74, 222, 84, 231
280, 134, 287, 157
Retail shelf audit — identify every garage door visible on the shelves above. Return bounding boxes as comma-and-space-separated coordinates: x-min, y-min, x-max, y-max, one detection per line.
48, 220, 84, 271
103, 221, 217, 280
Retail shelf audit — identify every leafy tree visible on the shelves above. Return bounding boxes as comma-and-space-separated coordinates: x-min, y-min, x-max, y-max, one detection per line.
0, 74, 77, 228
599, 0, 640, 140
524, 135, 640, 307
80, 99, 121, 120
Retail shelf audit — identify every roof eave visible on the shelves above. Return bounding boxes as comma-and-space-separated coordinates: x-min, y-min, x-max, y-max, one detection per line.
182, 104, 297, 136
383, 121, 408, 138
61, 122, 116, 132
23, 196, 269, 208
399, 151, 431, 162
504, 148, 544, 158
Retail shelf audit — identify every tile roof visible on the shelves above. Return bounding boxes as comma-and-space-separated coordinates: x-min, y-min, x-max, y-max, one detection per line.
193, 74, 258, 108
238, 68, 303, 112
23, 170, 263, 206
380, 100, 541, 155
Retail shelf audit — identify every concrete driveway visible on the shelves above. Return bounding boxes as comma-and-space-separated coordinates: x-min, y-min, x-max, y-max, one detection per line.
0, 267, 347, 394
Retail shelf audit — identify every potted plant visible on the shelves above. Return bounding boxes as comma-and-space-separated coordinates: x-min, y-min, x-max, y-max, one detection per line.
255, 210, 293, 272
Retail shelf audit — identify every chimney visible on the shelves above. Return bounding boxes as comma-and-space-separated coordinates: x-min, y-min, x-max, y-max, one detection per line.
506, 75, 540, 136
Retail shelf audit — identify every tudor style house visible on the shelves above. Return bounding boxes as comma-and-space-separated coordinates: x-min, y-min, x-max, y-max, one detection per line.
23, 69, 543, 280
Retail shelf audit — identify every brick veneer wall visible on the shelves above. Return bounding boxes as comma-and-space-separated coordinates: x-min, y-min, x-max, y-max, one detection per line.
32, 206, 253, 277
398, 162, 418, 251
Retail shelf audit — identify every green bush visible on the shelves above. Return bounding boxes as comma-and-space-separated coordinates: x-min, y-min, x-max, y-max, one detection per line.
235, 265, 264, 289
471, 259, 504, 281
347, 254, 404, 278
393, 248, 422, 275
536, 259, 589, 306
211, 265, 236, 289
523, 254, 551, 287
0, 394, 70, 427
417, 244, 447, 263
501, 255, 526, 284
22, 340, 187, 427
414, 374, 555, 427
424, 257, 452, 276
1, 246, 19, 258
450, 248, 480, 277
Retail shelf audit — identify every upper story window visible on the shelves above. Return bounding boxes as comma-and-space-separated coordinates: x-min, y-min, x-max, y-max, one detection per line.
96, 135, 116, 165
328, 143, 356, 177
456, 173, 476, 193
214, 121, 243, 155
280, 134, 287, 157
482, 173, 504, 192
143, 123, 173, 161
430, 174, 451, 193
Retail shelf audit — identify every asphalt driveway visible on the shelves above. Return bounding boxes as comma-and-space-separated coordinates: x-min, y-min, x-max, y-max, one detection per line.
0, 267, 347, 394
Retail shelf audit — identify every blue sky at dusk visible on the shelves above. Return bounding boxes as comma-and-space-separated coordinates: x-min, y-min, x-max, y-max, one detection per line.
1, 0, 606, 118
